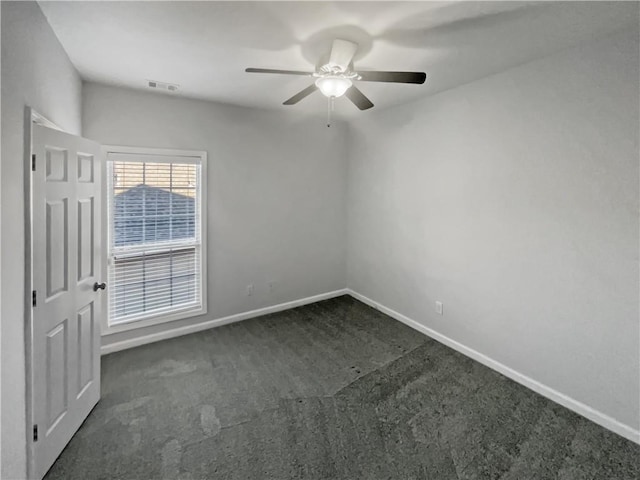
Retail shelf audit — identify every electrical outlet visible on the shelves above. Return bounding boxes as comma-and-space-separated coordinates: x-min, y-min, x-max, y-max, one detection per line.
246, 284, 253, 296
435, 301, 443, 315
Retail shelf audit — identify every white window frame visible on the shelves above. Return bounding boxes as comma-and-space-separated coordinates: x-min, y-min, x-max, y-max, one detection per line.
101, 145, 208, 335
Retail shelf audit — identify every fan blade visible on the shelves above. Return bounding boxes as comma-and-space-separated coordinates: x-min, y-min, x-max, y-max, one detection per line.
328, 39, 358, 72
345, 86, 374, 111
283, 84, 318, 105
358, 71, 426, 84
245, 68, 313, 76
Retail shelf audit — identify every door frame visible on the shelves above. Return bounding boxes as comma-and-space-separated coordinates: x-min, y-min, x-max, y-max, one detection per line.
23, 107, 66, 479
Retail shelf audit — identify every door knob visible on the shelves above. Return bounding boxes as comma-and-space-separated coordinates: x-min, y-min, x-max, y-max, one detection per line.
93, 282, 107, 292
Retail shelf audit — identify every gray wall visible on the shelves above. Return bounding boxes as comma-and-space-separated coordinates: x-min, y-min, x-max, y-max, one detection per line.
347, 27, 639, 432
1, 2, 83, 478
82, 83, 348, 349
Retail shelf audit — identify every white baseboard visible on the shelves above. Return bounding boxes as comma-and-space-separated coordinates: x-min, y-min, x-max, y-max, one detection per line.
101, 288, 348, 355
346, 289, 640, 445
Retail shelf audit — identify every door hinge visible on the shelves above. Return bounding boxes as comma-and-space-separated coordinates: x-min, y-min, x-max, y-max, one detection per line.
31, 154, 36, 171
32, 290, 37, 307
33, 424, 38, 442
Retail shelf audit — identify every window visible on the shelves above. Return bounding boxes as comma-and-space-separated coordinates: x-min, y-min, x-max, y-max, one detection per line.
106, 147, 206, 331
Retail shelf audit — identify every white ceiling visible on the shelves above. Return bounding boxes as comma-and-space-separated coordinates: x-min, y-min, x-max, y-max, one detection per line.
39, 1, 637, 117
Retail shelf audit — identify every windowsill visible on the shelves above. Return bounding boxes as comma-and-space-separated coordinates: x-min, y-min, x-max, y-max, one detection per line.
102, 304, 206, 336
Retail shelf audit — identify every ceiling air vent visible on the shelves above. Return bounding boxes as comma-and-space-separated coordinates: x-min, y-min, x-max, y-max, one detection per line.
147, 80, 179, 93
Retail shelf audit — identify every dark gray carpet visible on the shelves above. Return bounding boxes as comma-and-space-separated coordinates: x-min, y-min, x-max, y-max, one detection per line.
45, 296, 639, 479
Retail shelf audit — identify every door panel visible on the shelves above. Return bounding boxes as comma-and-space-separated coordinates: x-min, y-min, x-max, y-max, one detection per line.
76, 303, 95, 396
32, 125, 103, 479
77, 198, 94, 281
77, 153, 95, 183
45, 199, 69, 297
45, 320, 68, 431
45, 147, 68, 181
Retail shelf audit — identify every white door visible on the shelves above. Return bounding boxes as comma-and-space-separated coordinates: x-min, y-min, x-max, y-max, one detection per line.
31, 124, 103, 479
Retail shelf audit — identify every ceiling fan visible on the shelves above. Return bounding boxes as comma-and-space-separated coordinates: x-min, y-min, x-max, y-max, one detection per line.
245, 39, 426, 123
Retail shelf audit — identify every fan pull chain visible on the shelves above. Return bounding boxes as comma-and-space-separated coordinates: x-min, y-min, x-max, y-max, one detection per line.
327, 96, 335, 128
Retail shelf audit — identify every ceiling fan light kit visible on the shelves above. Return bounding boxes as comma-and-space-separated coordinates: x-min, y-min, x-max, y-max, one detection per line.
246, 38, 426, 126
315, 76, 352, 98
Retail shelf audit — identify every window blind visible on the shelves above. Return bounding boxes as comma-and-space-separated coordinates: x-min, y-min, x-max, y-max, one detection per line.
107, 156, 203, 326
